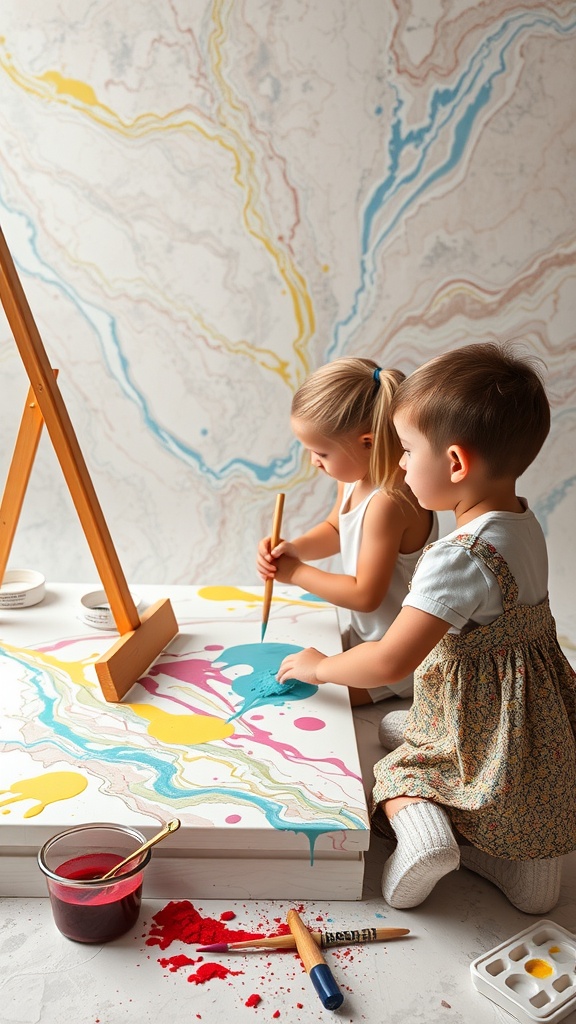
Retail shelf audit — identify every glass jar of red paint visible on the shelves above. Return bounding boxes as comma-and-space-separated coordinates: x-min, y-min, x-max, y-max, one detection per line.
38, 822, 151, 944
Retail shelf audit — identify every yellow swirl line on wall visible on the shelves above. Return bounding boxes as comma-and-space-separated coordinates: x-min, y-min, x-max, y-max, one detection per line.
0, 23, 314, 390
208, 0, 314, 386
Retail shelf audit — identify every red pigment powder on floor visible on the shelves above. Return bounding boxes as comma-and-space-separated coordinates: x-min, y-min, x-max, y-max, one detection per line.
146, 900, 266, 950
189, 963, 243, 985
158, 954, 199, 972
146, 901, 293, 987
245, 994, 262, 1007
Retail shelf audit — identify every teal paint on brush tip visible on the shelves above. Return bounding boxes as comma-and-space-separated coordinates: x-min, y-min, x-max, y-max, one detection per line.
310, 964, 344, 1010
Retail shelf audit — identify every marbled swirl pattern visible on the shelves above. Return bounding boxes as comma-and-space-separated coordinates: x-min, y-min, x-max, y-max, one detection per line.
0, 1, 574, 650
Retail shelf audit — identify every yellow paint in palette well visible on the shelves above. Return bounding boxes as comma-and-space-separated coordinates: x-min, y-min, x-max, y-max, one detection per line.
129, 704, 234, 744
0, 772, 88, 817
524, 958, 553, 979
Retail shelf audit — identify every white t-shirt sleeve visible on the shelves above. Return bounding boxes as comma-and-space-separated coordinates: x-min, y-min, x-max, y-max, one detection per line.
403, 540, 498, 630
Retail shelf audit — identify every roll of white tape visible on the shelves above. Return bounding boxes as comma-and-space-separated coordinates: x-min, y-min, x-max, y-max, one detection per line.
80, 589, 142, 630
0, 569, 46, 609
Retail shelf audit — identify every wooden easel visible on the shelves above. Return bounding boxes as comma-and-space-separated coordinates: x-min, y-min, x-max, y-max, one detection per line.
0, 224, 178, 702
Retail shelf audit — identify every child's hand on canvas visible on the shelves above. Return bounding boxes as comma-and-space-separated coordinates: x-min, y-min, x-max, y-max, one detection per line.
277, 647, 327, 686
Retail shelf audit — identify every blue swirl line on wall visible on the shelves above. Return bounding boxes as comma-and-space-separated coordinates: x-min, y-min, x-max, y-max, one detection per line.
2, 10, 573, 489
533, 474, 576, 535
0, 203, 300, 484
329, 11, 576, 358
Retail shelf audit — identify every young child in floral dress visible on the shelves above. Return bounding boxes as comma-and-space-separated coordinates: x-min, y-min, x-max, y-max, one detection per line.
277, 342, 576, 913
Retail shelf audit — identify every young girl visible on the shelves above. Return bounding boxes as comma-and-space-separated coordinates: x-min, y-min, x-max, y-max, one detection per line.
277, 343, 576, 914
257, 357, 437, 706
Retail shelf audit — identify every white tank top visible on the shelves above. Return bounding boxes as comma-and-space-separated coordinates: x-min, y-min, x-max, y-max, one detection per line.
339, 481, 438, 699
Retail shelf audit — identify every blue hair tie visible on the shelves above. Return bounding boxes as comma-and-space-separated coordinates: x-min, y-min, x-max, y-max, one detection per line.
373, 367, 382, 384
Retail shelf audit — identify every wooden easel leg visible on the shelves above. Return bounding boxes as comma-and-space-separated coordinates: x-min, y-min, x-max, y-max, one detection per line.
0, 225, 140, 635
0, 225, 179, 702
0, 382, 55, 583
95, 599, 179, 701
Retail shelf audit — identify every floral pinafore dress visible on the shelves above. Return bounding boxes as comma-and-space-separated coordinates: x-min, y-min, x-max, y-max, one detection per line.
371, 534, 576, 860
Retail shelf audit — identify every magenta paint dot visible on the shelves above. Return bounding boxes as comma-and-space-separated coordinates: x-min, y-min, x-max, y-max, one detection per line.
205, 644, 224, 651
225, 814, 242, 824
251, 714, 264, 720
294, 716, 326, 731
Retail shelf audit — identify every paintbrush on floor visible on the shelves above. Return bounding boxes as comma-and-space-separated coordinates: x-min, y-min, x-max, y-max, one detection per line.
197, 925, 410, 952
261, 492, 285, 641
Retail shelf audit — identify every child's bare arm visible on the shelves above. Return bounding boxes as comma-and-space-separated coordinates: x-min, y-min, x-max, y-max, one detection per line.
274, 490, 406, 611
277, 606, 449, 688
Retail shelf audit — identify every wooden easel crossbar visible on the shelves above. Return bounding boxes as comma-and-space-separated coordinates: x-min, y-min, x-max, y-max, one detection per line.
0, 224, 178, 701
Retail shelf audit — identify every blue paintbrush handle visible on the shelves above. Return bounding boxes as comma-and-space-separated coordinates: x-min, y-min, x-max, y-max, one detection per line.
310, 963, 344, 1010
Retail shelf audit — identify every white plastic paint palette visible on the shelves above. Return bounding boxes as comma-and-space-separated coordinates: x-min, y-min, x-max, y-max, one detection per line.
471, 920, 576, 1024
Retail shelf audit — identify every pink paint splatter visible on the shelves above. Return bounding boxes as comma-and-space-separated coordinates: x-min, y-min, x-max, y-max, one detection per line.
293, 717, 326, 731
225, 814, 242, 823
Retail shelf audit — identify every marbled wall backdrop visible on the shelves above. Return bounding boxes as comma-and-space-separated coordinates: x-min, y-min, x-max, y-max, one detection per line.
1, 2, 575, 650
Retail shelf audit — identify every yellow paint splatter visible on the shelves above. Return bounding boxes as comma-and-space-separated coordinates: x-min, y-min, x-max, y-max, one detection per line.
0, 772, 88, 818
524, 958, 553, 979
198, 585, 262, 604
129, 704, 234, 745
197, 584, 324, 608
1, 640, 95, 689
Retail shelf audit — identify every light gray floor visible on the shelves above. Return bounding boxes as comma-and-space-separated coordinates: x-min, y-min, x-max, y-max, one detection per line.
2, 698, 576, 1024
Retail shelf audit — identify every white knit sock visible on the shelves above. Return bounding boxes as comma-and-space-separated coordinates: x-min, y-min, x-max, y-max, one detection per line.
381, 801, 460, 909
378, 710, 409, 751
460, 846, 562, 914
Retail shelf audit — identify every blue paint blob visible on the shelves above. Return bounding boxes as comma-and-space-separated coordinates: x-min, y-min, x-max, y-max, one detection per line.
216, 642, 317, 720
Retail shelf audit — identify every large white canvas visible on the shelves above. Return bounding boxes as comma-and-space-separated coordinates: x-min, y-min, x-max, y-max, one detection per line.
0, 584, 370, 898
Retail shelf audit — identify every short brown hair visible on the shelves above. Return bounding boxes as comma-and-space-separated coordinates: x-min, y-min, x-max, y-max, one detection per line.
390, 342, 550, 478
291, 357, 405, 490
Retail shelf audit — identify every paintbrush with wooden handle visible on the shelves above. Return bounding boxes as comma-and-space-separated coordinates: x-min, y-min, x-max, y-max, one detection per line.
261, 492, 285, 641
